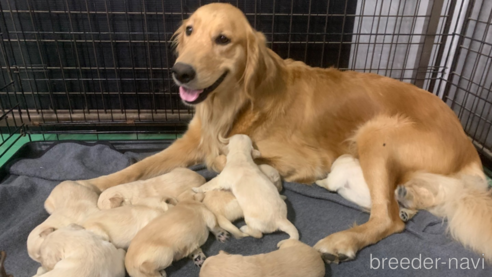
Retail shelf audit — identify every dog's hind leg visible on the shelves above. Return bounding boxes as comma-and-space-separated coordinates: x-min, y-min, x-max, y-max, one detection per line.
240, 225, 263, 238
315, 116, 411, 264
216, 214, 248, 239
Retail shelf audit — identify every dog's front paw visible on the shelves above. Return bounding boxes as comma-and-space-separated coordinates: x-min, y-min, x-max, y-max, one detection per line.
399, 207, 417, 222
314, 232, 358, 264
192, 252, 207, 267
216, 230, 230, 243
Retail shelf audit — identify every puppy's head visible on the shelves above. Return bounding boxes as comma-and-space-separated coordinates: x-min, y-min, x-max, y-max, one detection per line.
172, 3, 273, 105
227, 134, 261, 158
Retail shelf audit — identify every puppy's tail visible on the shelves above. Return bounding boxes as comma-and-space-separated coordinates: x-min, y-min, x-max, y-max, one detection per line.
419, 173, 492, 263
216, 215, 248, 239
277, 218, 299, 244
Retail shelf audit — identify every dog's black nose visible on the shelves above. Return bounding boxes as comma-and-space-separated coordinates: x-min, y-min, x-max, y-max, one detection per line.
172, 63, 196, 84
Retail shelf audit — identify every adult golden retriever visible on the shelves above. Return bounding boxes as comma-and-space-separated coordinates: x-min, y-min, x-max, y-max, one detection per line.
82, 3, 491, 263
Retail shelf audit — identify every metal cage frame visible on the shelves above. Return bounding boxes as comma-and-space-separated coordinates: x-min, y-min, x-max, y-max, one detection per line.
1, 0, 492, 165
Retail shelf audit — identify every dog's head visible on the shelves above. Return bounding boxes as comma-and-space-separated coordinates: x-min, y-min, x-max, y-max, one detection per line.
172, 3, 274, 105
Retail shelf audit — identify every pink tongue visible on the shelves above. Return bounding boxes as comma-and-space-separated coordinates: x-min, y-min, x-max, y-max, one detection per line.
179, 86, 204, 102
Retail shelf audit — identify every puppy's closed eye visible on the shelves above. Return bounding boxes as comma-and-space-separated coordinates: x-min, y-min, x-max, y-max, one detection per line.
39, 227, 55, 238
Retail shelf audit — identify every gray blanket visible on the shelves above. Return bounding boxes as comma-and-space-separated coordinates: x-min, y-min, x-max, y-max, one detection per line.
0, 142, 490, 277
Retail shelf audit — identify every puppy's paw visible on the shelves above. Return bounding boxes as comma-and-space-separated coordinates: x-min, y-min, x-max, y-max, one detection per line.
216, 230, 230, 243
192, 252, 207, 267
399, 208, 417, 222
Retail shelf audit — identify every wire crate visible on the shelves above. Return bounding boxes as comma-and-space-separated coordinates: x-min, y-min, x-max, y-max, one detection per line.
1, 0, 492, 168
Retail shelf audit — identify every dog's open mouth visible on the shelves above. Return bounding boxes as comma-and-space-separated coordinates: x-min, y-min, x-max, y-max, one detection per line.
179, 71, 228, 105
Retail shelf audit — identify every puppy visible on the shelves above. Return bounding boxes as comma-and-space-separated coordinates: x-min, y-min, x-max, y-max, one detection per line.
200, 239, 325, 277
82, 197, 174, 249
316, 154, 418, 222
44, 180, 99, 216
125, 196, 229, 277
28, 181, 100, 262
98, 167, 205, 209
202, 164, 284, 239
33, 224, 126, 277
193, 135, 298, 244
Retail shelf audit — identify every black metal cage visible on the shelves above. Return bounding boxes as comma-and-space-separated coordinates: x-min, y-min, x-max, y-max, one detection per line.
1, 0, 492, 165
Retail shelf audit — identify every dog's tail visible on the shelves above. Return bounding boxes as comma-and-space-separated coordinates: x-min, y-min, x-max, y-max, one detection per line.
276, 218, 299, 247
216, 214, 248, 239
418, 173, 492, 263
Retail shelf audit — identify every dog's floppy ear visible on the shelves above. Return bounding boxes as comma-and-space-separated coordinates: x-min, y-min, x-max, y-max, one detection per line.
171, 19, 188, 54
109, 194, 124, 208
251, 148, 261, 159
164, 197, 178, 206
39, 227, 55, 238
243, 30, 274, 100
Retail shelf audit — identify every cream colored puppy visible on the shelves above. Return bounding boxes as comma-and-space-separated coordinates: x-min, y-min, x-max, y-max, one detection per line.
82, 197, 174, 249
125, 197, 229, 277
98, 167, 205, 209
199, 239, 325, 277
193, 135, 298, 244
202, 164, 284, 239
33, 224, 126, 277
28, 181, 100, 262
316, 154, 417, 222
44, 180, 100, 216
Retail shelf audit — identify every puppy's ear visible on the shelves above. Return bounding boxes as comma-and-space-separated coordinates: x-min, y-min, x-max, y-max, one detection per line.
164, 197, 178, 206
251, 148, 261, 159
39, 227, 55, 238
171, 19, 188, 54
243, 30, 275, 100
193, 192, 205, 202
109, 194, 124, 208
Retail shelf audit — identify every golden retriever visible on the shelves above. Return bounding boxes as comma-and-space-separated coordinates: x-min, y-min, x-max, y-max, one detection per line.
82, 197, 174, 249
97, 167, 205, 209
199, 239, 325, 277
201, 163, 284, 239
194, 134, 298, 243
125, 197, 229, 277
33, 224, 126, 277
316, 154, 417, 222
80, 3, 490, 263
28, 181, 100, 262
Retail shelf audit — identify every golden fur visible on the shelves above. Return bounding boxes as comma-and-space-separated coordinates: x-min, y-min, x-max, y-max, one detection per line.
199, 240, 325, 277
82, 197, 173, 249
97, 167, 205, 209
124, 198, 229, 277
82, 3, 490, 262
194, 135, 298, 244
202, 163, 283, 239
33, 224, 126, 277
396, 173, 492, 262
28, 181, 100, 262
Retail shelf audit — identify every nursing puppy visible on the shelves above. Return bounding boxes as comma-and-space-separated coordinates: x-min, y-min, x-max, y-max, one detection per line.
316, 155, 417, 222
82, 197, 174, 249
33, 224, 126, 277
125, 196, 229, 277
193, 135, 298, 244
199, 239, 325, 277
98, 167, 205, 209
28, 181, 100, 262
202, 164, 284, 239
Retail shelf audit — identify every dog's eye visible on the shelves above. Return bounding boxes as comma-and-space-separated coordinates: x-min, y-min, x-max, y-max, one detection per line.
185, 26, 193, 36
215, 34, 230, 45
